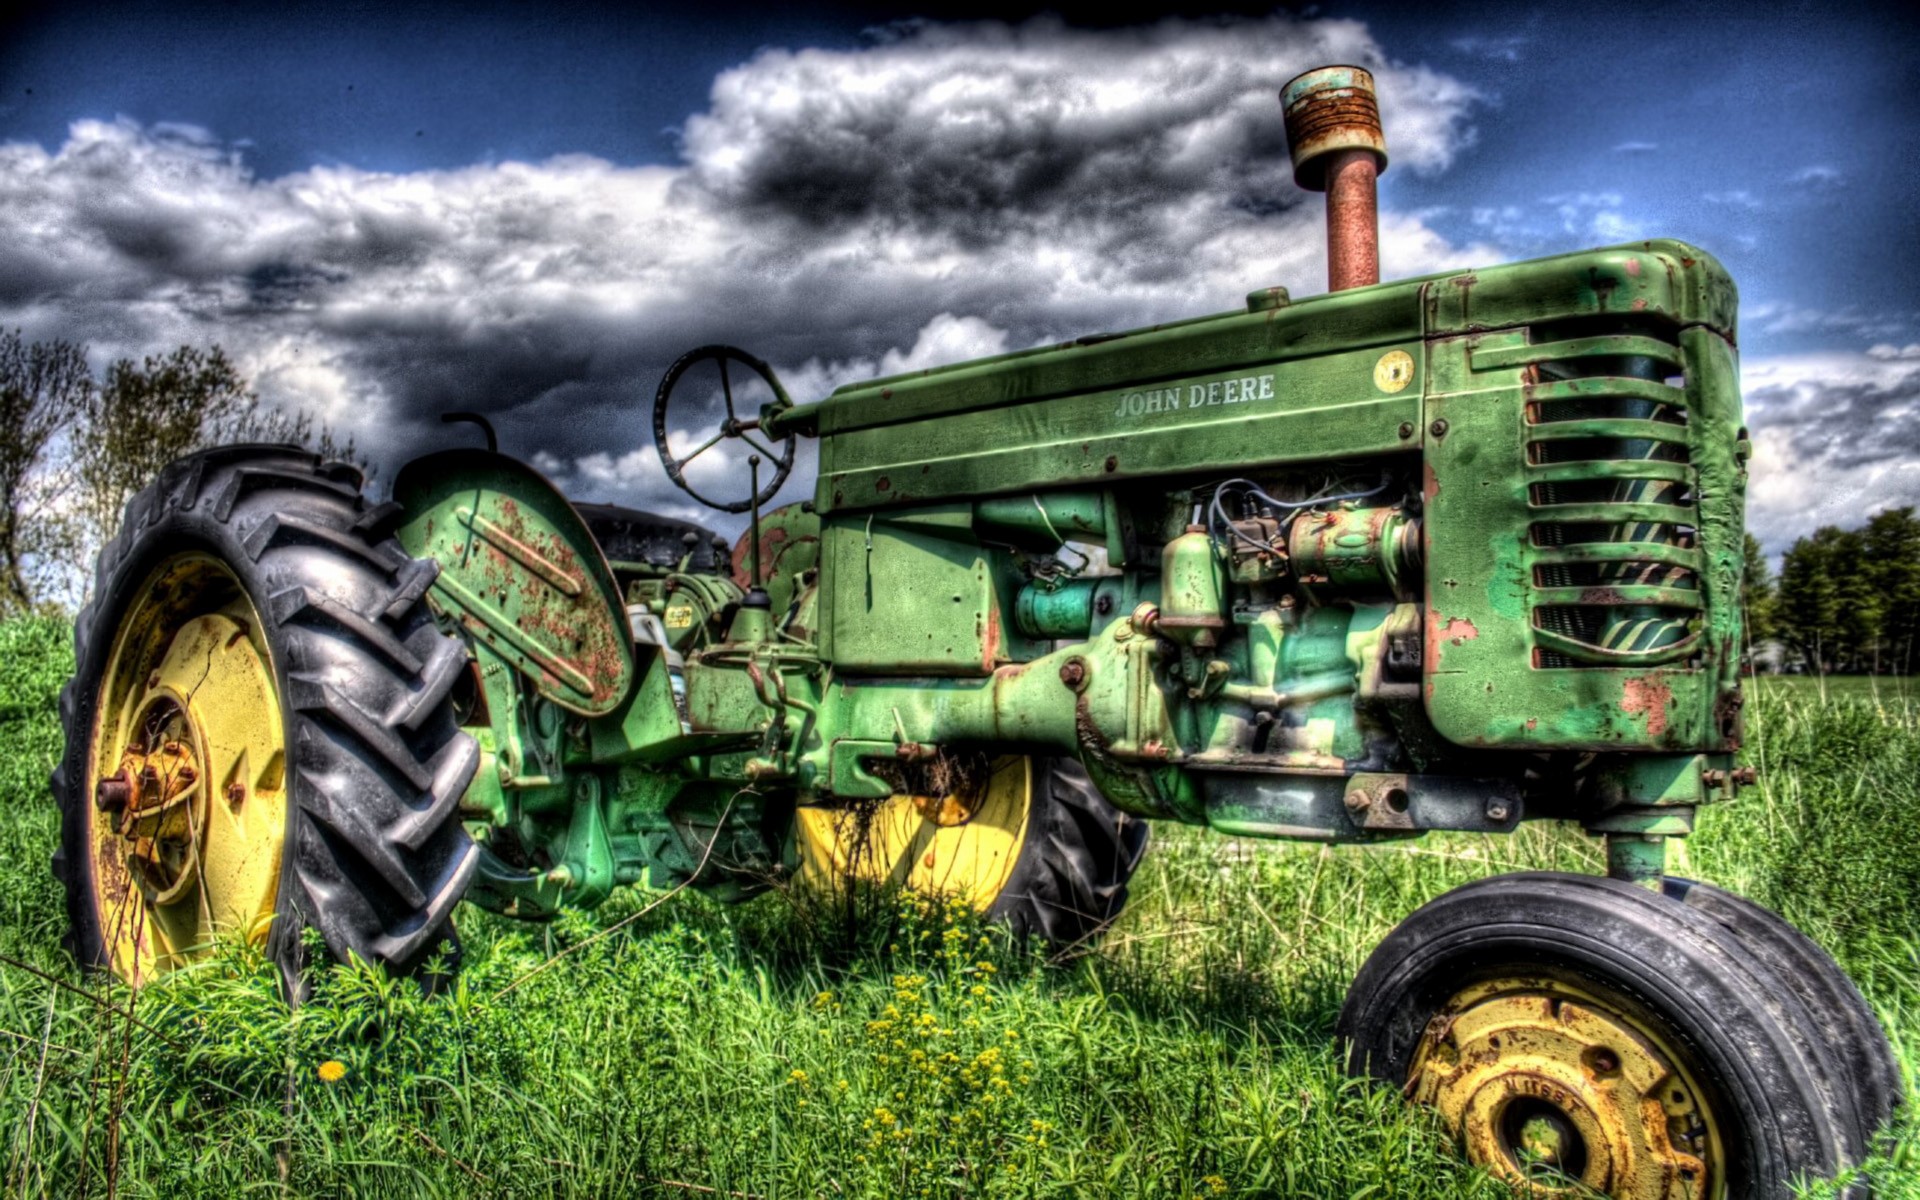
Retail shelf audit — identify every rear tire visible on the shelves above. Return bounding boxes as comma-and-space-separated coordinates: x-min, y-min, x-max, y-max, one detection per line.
52, 445, 478, 991
794, 756, 1148, 953
1339, 871, 1877, 1199
990, 757, 1148, 951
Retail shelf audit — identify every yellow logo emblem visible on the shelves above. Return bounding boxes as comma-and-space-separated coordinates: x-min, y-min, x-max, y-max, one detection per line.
1374, 350, 1415, 394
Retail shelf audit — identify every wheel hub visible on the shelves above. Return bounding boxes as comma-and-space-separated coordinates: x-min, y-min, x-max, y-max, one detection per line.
105, 692, 212, 907
1407, 977, 1722, 1199
87, 559, 289, 984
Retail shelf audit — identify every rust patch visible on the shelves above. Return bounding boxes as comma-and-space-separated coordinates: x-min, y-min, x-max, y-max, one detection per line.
1439, 616, 1478, 645
1624, 257, 1641, 277
875, 477, 891, 493
731, 525, 792, 588
981, 603, 1000, 672
1631, 297, 1648, 311
1621, 673, 1672, 736
1423, 461, 1441, 502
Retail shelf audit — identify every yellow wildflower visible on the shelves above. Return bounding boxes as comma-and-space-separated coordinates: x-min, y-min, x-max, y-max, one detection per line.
317, 1060, 347, 1083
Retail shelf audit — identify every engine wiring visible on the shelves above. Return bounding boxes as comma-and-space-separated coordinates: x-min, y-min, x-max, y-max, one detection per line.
1204, 474, 1394, 555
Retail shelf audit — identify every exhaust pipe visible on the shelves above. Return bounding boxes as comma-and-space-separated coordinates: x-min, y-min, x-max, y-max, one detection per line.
1281, 66, 1388, 292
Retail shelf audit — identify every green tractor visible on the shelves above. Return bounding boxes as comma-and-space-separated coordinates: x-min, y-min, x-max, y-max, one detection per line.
52, 66, 1896, 1197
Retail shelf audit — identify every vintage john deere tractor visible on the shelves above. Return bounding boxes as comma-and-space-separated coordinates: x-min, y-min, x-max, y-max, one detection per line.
52, 67, 1896, 1196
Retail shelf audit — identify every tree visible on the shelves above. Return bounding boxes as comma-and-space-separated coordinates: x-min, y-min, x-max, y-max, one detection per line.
1739, 532, 1777, 651
0, 331, 92, 613
73, 346, 258, 553
1864, 507, 1920, 674
1778, 528, 1845, 672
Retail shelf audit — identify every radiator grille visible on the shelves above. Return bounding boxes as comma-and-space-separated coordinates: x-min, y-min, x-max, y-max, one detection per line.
1487, 322, 1702, 668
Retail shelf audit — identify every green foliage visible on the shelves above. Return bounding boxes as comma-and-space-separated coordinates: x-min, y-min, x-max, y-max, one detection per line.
1742, 531, 1777, 648
1778, 507, 1920, 674
0, 619, 1913, 1196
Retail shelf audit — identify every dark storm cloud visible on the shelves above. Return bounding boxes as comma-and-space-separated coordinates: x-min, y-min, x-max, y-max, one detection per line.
0, 16, 1487, 523
1744, 351, 1920, 549
1748, 360, 1920, 469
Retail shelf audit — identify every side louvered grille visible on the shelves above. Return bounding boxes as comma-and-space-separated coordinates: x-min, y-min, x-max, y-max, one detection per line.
1491, 324, 1702, 668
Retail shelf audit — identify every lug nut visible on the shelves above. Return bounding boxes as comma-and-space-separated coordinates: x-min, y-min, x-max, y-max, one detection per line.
226, 782, 246, 806
96, 774, 132, 813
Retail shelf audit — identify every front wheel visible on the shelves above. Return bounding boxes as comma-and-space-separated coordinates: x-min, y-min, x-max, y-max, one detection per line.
51, 446, 479, 990
1338, 872, 1887, 1199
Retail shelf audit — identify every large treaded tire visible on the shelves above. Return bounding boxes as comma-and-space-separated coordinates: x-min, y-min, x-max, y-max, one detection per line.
51, 445, 479, 989
988, 758, 1149, 952
1338, 871, 1878, 1199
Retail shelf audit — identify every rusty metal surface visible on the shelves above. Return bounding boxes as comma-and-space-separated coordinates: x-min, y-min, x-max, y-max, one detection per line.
1324, 149, 1380, 291
394, 449, 634, 717
1281, 65, 1387, 291
1408, 974, 1721, 1198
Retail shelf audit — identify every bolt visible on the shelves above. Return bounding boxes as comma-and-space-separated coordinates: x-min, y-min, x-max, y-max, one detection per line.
96, 774, 132, 813
1485, 800, 1512, 823
1344, 788, 1371, 811
226, 782, 245, 806
1398, 421, 1415, 439
1733, 766, 1759, 787
1429, 419, 1449, 438
1059, 658, 1087, 690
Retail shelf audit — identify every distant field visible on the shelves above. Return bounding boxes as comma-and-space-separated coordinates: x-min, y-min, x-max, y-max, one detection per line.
1749, 672, 1920, 705
0, 617, 1913, 1198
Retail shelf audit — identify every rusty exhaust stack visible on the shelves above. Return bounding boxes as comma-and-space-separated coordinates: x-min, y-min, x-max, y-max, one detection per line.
1281, 66, 1388, 292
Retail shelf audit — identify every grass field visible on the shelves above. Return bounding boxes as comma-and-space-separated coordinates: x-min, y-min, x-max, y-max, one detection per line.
0, 613, 1914, 1198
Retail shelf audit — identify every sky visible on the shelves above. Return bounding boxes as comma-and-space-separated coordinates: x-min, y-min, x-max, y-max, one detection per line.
2, 0, 1917, 552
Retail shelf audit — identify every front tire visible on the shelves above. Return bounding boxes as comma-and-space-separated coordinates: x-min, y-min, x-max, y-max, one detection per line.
51, 445, 478, 990
1338, 872, 1881, 1199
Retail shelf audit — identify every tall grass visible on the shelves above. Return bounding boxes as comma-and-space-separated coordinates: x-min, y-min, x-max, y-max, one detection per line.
0, 617, 1912, 1197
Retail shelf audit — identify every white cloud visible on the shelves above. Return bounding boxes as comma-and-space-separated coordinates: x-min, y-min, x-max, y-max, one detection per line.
1790, 164, 1841, 187
1743, 351, 1920, 550
0, 14, 1490, 533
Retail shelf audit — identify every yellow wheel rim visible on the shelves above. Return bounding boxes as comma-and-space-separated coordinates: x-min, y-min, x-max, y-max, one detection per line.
1408, 973, 1727, 1200
86, 554, 288, 985
793, 756, 1031, 910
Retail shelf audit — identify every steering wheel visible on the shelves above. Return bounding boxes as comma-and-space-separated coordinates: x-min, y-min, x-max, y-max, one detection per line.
653, 344, 797, 514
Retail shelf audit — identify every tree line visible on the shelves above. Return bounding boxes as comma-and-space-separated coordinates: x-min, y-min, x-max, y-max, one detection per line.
0, 330, 359, 614
1744, 508, 1920, 674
